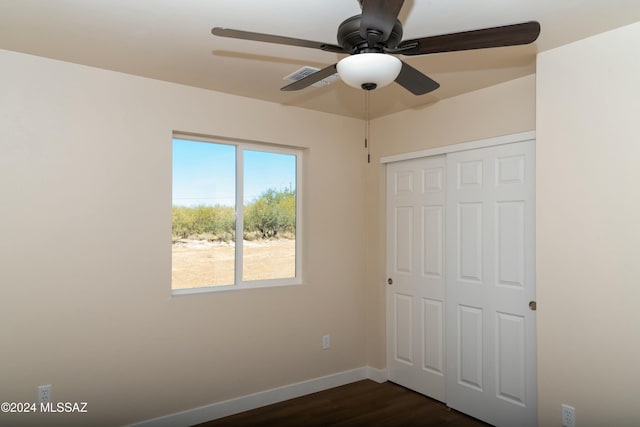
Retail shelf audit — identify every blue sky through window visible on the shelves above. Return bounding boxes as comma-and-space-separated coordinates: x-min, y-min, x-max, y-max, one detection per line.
172, 139, 296, 207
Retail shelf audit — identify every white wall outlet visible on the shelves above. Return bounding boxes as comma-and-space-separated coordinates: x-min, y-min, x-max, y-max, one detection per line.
38, 384, 51, 405
561, 404, 575, 427
322, 334, 330, 350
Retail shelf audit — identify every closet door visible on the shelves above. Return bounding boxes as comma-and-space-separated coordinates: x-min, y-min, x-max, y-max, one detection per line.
386, 155, 446, 401
445, 140, 536, 426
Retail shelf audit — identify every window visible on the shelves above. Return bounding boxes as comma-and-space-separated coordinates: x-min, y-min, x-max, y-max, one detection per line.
171, 135, 301, 294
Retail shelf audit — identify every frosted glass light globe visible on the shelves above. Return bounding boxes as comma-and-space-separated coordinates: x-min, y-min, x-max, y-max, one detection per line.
336, 53, 402, 90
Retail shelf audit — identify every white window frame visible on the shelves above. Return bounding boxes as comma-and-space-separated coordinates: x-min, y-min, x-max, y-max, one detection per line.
172, 133, 303, 295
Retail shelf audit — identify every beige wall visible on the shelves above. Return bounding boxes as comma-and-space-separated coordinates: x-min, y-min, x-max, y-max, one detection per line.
536, 22, 640, 427
0, 49, 366, 426
364, 75, 536, 368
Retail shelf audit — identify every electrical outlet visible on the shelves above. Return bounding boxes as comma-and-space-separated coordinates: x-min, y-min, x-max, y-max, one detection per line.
322, 334, 330, 350
38, 384, 51, 405
561, 404, 575, 427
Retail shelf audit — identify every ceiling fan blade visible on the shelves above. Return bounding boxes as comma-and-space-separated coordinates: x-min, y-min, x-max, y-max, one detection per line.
398, 21, 540, 55
281, 63, 338, 91
395, 61, 440, 95
212, 27, 347, 54
359, 0, 405, 42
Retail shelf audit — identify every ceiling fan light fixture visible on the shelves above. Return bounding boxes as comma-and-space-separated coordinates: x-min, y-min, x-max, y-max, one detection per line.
337, 53, 401, 90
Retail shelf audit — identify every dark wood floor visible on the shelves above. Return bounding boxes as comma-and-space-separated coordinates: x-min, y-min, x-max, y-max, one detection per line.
194, 380, 491, 427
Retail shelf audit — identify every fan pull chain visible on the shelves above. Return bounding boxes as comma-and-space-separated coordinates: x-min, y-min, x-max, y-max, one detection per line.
365, 90, 371, 164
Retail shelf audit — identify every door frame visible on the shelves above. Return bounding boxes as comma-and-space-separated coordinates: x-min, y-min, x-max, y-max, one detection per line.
380, 131, 535, 165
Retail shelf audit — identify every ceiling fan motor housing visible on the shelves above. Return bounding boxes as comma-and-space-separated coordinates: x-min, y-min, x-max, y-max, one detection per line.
337, 15, 403, 53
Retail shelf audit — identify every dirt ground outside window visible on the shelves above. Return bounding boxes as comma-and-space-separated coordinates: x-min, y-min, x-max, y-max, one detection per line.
172, 239, 295, 289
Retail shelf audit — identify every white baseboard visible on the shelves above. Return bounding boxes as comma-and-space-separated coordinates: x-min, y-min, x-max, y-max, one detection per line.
127, 366, 388, 427
365, 366, 388, 383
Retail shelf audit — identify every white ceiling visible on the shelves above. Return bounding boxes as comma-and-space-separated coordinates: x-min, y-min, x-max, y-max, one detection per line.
1, 0, 639, 119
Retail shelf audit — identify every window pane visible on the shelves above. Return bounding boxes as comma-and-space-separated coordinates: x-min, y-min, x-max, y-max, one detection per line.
243, 150, 296, 281
172, 139, 235, 289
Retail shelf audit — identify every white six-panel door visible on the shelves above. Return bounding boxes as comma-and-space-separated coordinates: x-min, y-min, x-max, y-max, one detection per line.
386, 139, 536, 426
386, 155, 447, 401
445, 141, 536, 426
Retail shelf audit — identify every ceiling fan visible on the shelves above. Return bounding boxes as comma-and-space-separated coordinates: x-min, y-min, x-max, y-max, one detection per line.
212, 0, 540, 95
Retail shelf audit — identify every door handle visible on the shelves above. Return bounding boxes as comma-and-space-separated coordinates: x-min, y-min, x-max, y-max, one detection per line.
529, 301, 537, 311
388, 278, 393, 285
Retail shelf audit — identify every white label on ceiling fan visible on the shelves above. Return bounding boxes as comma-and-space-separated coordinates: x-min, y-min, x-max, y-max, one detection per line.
283, 66, 338, 87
